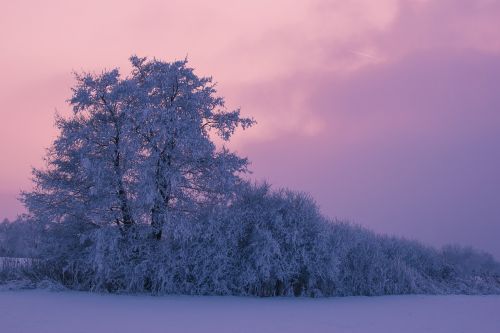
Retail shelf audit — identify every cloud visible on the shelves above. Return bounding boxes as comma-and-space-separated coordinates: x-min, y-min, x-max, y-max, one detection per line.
223, 0, 500, 258
1, 0, 499, 258
225, 0, 500, 141
239, 46, 500, 257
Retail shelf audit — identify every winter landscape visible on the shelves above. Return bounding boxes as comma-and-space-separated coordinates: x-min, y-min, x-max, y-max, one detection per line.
2, 1, 500, 332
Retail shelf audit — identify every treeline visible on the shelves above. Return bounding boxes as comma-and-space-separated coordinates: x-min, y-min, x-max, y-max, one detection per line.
1, 56, 499, 296
2, 183, 500, 296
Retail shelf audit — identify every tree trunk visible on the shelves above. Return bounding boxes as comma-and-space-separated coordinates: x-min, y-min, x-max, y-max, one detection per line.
113, 134, 134, 227
150, 149, 172, 240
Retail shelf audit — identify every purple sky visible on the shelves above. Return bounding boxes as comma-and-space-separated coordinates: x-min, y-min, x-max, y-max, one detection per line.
1, 0, 499, 257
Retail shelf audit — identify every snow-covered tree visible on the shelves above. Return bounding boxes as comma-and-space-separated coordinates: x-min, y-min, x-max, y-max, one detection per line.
21, 69, 138, 229
128, 56, 254, 239
21, 56, 254, 240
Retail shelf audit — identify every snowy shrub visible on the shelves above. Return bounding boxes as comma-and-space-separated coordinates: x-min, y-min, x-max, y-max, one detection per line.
441, 245, 500, 277
327, 222, 499, 296
228, 184, 337, 296
14, 182, 498, 297
0, 218, 39, 258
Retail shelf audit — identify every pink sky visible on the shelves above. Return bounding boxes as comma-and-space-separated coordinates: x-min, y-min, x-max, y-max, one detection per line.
1, 0, 500, 257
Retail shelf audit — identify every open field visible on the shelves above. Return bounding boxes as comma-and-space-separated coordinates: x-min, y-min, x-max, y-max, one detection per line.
0, 290, 499, 333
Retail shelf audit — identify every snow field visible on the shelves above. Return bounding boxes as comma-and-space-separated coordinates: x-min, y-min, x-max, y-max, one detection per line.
1, 291, 499, 333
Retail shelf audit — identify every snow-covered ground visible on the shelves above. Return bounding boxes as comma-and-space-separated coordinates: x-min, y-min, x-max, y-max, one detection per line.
1, 290, 499, 333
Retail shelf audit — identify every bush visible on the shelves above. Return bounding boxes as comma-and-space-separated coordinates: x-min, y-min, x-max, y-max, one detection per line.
2, 183, 500, 296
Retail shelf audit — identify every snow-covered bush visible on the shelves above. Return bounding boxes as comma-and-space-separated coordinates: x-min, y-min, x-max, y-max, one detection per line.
0, 218, 39, 258
11, 182, 498, 296
442, 244, 500, 277
331, 226, 451, 296
227, 183, 337, 296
